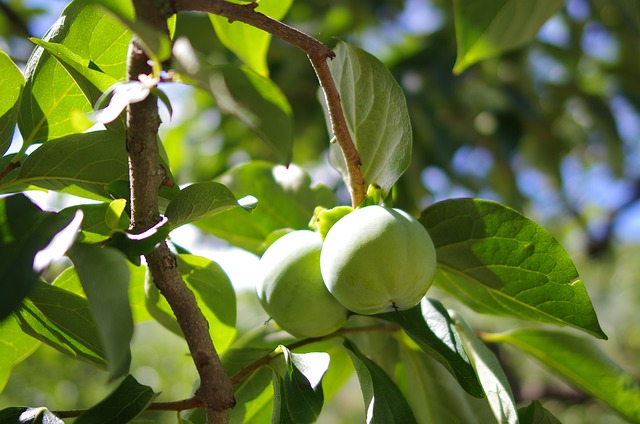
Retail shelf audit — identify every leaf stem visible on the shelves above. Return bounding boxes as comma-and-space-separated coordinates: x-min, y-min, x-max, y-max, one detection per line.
171, 0, 366, 207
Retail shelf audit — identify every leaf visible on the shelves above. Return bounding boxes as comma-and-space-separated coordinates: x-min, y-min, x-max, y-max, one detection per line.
13, 280, 107, 369
32, 210, 83, 273
108, 216, 171, 265
173, 40, 294, 164
165, 181, 243, 228
377, 298, 484, 398
0, 50, 25, 156
420, 198, 607, 340
0, 194, 75, 320
5, 131, 129, 201
68, 244, 133, 381
60, 201, 129, 243
271, 346, 329, 423
92, 81, 151, 124
105, 198, 127, 230
18, 0, 130, 146
0, 316, 40, 393
452, 311, 518, 424
145, 254, 237, 352
326, 41, 412, 197
228, 366, 274, 424
452, 0, 563, 73
488, 328, 640, 423
343, 338, 417, 424
75, 374, 159, 424
210, 0, 294, 77
0, 407, 64, 423
196, 161, 336, 255
517, 401, 562, 424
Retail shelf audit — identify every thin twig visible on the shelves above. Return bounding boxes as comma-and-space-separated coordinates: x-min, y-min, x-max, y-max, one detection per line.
172, 0, 366, 207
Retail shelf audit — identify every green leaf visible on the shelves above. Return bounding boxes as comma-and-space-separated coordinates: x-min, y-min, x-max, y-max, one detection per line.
0, 406, 64, 423
420, 198, 607, 340
452, 0, 563, 73
0, 194, 75, 320
488, 328, 640, 423
326, 41, 412, 197
75, 374, 158, 424
271, 346, 329, 423
517, 401, 562, 424
145, 254, 237, 352
377, 298, 484, 398
343, 338, 417, 424
18, 0, 130, 146
228, 366, 274, 424
68, 244, 133, 381
13, 280, 107, 369
173, 40, 294, 164
210, 0, 294, 77
60, 201, 129, 243
108, 216, 171, 265
4, 131, 129, 201
165, 181, 243, 228
452, 311, 518, 424
196, 161, 336, 255
0, 315, 40, 393
0, 50, 24, 156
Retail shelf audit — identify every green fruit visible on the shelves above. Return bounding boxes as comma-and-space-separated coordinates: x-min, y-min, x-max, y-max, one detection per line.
257, 230, 349, 338
320, 205, 437, 315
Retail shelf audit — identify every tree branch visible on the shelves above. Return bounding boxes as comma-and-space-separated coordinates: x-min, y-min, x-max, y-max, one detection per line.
128, 1, 234, 422
172, 0, 366, 207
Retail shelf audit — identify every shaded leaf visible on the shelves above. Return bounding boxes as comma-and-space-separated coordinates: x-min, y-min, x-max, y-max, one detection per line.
0, 50, 24, 156
453, 0, 563, 73
0, 194, 75, 320
108, 216, 171, 265
517, 401, 562, 424
377, 298, 484, 398
13, 280, 106, 369
420, 198, 607, 339
165, 181, 243, 228
452, 311, 518, 424
488, 328, 640, 423
326, 41, 412, 197
196, 161, 336, 255
343, 338, 417, 424
0, 316, 40, 393
68, 244, 133, 381
210, 0, 294, 77
173, 40, 294, 164
0, 407, 64, 423
75, 374, 158, 424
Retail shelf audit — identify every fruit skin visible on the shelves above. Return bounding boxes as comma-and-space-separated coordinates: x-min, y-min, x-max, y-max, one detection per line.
320, 206, 437, 315
257, 230, 349, 338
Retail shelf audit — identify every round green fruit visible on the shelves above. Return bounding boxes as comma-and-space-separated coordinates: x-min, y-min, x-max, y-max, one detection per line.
320, 205, 437, 315
256, 230, 349, 338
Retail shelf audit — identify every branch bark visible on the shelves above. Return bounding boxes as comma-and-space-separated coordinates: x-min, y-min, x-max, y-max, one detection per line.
128, 1, 234, 422
172, 0, 366, 207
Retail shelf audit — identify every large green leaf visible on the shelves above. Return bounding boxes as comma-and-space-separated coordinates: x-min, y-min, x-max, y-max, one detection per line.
13, 280, 107, 369
452, 0, 563, 73
18, 0, 129, 146
420, 198, 607, 339
488, 328, 640, 423
0, 316, 40, 393
173, 41, 294, 164
326, 41, 412, 197
68, 244, 133, 381
145, 254, 236, 352
0, 194, 75, 320
74, 374, 158, 424
0, 50, 24, 156
210, 0, 294, 77
229, 366, 274, 424
2, 131, 129, 201
343, 338, 417, 424
377, 298, 484, 398
165, 181, 243, 228
196, 161, 336, 255
453, 312, 518, 424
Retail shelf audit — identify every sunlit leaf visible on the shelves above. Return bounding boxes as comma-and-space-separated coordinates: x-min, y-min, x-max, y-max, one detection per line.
0, 50, 24, 156
60, 201, 129, 243
488, 328, 640, 423
165, 181, 243, 228
420, 198, 607, 339
452, 0, 563, 73
326, 41, 412, 198
0, 316, 40, 393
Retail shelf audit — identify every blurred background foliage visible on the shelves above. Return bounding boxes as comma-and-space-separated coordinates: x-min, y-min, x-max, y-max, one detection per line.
1, 0, 639, 422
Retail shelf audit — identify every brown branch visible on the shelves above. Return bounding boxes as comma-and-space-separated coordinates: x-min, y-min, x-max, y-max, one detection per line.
0, 161, 20, 181
172, 0, 366, 207
128, 1, 234, 422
